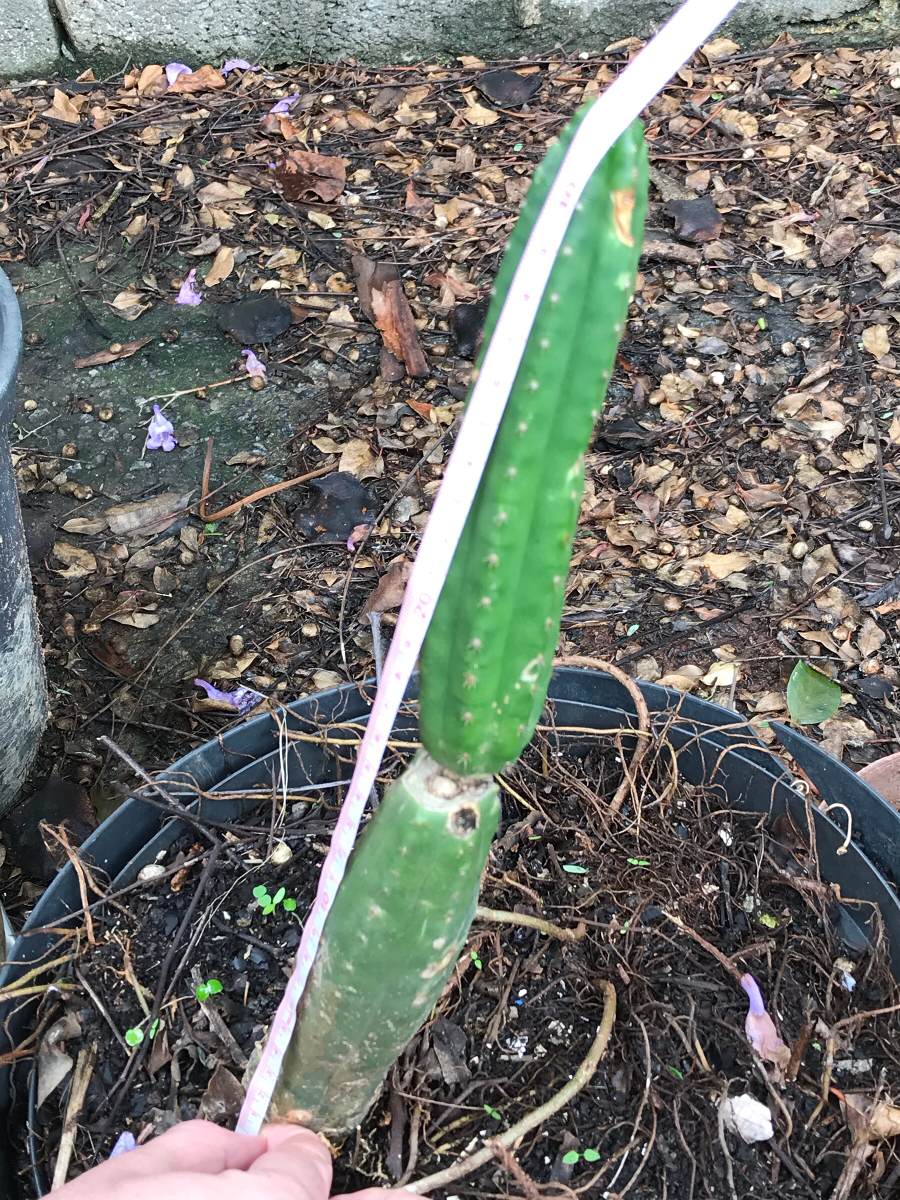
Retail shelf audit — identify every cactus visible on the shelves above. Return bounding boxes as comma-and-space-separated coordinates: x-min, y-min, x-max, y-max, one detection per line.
420, 114, 648, 775
269, 752, 499, 1130
270, 111, 648, 1133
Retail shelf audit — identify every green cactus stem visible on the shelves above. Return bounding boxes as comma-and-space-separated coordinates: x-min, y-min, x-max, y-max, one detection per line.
419, 116, 648, 775
269, 751, 498, 1132
269, 112, 647, 1135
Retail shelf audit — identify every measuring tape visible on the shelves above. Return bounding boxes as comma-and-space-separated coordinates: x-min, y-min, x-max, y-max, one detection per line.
236, 0, 742, 1136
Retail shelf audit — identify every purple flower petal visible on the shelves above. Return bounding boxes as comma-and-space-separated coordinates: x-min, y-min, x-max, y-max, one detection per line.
165, 62, 192, 85
222, 58, 260, 75
109, 1132, 137, 1159
145, 405, 177, 452
740, 973, 791, 1071
241, 348, 267, 381
194, 678, 263, 714
268, 93, 300, 116
176, 267, 203, 307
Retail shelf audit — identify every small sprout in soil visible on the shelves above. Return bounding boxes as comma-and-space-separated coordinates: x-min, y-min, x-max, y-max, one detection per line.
562, 863, 588, 874
483, 1104, 503, 1121
667, 1064, 685, 1080
253, 883, 298, 916
562, 1148, 601, 1166
757, 317, 767, 330
758, 912, 778, 930
627, 857, 650, 868
470, 949, 483, 970
195, 978, 224, 1003
124, 1027, 143, 1048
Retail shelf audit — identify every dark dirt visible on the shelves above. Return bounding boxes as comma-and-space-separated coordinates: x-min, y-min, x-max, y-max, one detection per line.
17, 719, 900, 1199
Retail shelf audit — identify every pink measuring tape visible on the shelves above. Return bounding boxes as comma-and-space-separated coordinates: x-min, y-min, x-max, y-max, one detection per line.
236, 0, 742, 1136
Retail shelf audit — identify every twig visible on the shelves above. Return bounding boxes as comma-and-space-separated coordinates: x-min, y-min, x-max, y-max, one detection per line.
40, 824, 99, 944
660, 911, 743, 983
98, 735, 219, 847
199, 437, 333, 522
554, 656, 650, 819
52, 1043, 97, 1189
490, 1141, 542, 1200
75, 967, 127, 1048
403, 980, 616, 1194
717, 1089, 739, 1200
55, 229, 113, 339
848, 329, 891, 541
474, 905, 587, 942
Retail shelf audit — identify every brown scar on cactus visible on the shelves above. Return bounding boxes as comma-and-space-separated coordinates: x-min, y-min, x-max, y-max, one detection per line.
612, 188, 637, 245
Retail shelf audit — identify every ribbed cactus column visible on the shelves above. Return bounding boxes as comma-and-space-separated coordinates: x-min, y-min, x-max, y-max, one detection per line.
268, 113, 648, 1133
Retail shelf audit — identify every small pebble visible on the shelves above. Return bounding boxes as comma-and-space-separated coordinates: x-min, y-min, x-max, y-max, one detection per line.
138, 864, 166, 882
22, 399, 37, 412
780, 341, 797, 356
858, 518, 874, 532
98, 407, 114, 422
61, 442, 77, 458
229, 634, 245, 656
301, 622, 319, 637
791, 541, 809, 560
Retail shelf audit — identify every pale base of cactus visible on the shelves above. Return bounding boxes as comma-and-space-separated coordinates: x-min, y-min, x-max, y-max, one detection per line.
269, 750, 499, 1132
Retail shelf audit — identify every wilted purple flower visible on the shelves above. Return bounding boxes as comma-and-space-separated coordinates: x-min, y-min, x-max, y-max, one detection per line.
740, 974, 791, 1072
241, 348, 267, 381
109, 1132, 137, 1159
268, 93, 300, 116
176, 268, 203, 307
165, 62, 192, 85
222, 58, 260, 75
194, 678, 263, 713
145, 405, 177, 452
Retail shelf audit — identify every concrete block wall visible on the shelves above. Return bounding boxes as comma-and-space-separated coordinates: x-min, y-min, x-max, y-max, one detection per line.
2, 0, 898, 83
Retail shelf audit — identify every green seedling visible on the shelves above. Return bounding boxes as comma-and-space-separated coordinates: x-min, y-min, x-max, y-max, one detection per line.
470, 949, 483, 970
627, 857, 651, 868
483, 1104, 503, 1121
562, 1147, 601, 1165
253, 884, 298, 917
124, 1018, 159, 1049
667, 1064, 685, 1080
195, 978, 224, 1003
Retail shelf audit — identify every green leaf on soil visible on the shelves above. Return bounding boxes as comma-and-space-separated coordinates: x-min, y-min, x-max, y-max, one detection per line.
786, 661, 841, 725
562, 1150, 581, 1165
562, 864, 588, 874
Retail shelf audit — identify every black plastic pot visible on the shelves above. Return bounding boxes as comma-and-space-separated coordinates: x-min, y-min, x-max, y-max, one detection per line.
2, 668, 899, 1195
0, 269, 47, 817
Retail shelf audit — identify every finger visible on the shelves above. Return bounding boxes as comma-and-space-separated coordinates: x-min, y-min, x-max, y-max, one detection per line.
334, 1191, 422, 1200
246, 1126, 333, 1199
62, 1121, 267, 1193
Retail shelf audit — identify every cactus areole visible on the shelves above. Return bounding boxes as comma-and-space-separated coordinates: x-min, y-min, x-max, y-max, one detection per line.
269, 112, 648, 1133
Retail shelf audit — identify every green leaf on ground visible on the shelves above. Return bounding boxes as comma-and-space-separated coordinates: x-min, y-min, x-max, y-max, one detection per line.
786, 661, 841, 724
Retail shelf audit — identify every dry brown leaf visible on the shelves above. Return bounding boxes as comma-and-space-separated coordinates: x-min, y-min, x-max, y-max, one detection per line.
370, 279, 429, 377
460, 91, 499, 126
61, 517, 107, 535
104, 491, 192, 536
74, 337, 152, 369
110, 289, 151, 321
359, 558, 412, 617
307, 209, 336, 231
277, 151, 347, 202
801, 544, 839, 586
204, 245, 235, 287
719, 108, 758, 138
700, 551, 752, 580
136, 64, 166, 96
52, 542, 97, 579
701, 37, 739, 62
819, 224, 858, 267
858, 616, 886, 658
820, 715, 875, 759
338, 439, 384, 480
197, 180, 250, 205
842, 1093, 900, 1142
862, 324, 891, 359
167, 65, 226, 94
176, 163, 195, 189
46, 89, 82, 124
110, 610, 160, 629
749, 271, 783, 302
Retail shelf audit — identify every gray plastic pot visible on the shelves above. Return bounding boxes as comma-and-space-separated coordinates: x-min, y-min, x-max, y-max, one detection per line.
0, 268, 47, 816
1, 669, 899, 1196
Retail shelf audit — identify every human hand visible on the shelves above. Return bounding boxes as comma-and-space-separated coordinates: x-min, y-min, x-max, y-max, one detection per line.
56, 1119, 417, 1200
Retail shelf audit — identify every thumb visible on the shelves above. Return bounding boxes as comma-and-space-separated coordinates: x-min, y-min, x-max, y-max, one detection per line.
246, 1125, 333, 1200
